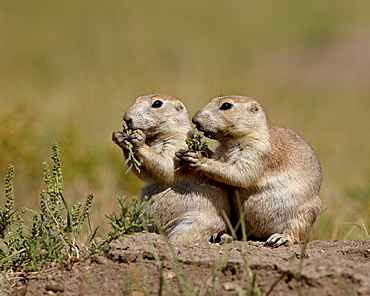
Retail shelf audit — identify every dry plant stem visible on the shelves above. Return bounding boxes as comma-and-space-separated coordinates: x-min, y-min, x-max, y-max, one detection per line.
122, 124, 142, 174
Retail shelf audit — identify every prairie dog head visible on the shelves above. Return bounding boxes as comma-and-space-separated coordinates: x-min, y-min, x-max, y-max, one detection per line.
123, 94, 192, 138
192, 96, 269, 141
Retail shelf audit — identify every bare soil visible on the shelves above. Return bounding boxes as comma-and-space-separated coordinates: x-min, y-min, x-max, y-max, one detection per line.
6, 233, 370, 296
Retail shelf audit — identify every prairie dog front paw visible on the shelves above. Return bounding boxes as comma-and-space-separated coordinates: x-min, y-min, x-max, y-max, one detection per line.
112, 131, 129, 148
129, 129, 146, 150
176, 151, 204, 168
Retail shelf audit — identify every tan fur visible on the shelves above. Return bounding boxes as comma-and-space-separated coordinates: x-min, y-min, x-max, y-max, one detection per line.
180, 96, 322, 247
112, 94, 230, 244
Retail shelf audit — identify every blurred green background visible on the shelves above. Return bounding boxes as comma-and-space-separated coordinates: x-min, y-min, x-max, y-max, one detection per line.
1, 1, 369, 239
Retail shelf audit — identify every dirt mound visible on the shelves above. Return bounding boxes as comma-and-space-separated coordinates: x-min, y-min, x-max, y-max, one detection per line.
7, 233, 370, 295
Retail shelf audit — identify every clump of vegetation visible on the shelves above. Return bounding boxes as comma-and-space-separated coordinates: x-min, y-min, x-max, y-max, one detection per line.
186, 131, 209, 155
122, 124, 142, 174
0, 143, 96, 272
176, 131, 210, 168
0, 142, 154, 273
186, 131, 209, 152
0, 164, 17, 239
0, 164, 27, 270
101, 195, 155, 250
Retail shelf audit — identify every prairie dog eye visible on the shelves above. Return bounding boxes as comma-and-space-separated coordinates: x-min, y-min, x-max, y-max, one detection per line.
220, 102, 233, 110
152, 100, 163, 108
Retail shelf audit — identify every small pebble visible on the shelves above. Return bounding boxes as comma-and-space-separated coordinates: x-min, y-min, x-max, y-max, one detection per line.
95, 256, 108, 264
13, 287, 27, 296
45, 284, 65, 293
165, 270, 176, 280
130, 291, 145, 296
223, 282, 235, 291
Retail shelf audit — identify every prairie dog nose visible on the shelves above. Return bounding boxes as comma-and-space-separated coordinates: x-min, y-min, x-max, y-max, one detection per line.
123, 113, 132, 127
193, 121, 202, 131
192, 110, 202, 126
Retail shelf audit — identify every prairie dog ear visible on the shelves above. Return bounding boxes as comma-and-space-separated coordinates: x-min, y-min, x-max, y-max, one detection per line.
175, 101, 185, 111
248, 101, 260, 113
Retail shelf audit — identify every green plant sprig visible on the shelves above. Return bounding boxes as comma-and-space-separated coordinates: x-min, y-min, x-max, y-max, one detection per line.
122, 124, 141, 174
186, 131, 209, 154
175, 132, 210, 170
0, 164, 16, 239
99, 195, 154, 251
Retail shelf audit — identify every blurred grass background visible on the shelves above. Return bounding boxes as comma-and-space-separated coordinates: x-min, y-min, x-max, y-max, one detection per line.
1, 1, 369, 239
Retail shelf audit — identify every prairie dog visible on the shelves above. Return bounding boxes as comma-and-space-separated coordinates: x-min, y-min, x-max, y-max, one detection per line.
113, 94, 192, 196
179, 96, 322, 247
112, 94, 230, 244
